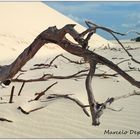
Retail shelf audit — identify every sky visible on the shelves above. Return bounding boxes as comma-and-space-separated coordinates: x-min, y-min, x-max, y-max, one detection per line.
45, 1, 140, 40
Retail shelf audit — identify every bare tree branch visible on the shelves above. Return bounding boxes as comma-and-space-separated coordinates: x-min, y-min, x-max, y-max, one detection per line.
34, 82, 58, 100
18, 82, 26, 96
116, 59, 130, 66
18, 92, 90, 117
126, 30, 140, 35
31, 54, 62, 70
85, 21, 140, 65
30, 54, 85, 70
85, 20, 125, 36
113, 90, 140, 101
12, 67, 140, 83
45, 94, 90, 117
17, 106, 44, 115
12, 70, 89, 82
84, 90, 140, 117
85, 61, 100, 125
0, 118, 13, 123
9, 86, 15, 103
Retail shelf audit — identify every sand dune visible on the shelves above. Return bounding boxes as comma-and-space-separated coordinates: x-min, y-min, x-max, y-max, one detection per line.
0, 2, 113, 60
0, 2, 140, 138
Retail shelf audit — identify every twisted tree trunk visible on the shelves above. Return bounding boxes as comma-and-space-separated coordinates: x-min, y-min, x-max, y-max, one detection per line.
85, 61, 99, 125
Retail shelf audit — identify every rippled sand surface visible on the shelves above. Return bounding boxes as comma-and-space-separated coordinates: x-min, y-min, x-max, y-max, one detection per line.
0, 2, 140, 139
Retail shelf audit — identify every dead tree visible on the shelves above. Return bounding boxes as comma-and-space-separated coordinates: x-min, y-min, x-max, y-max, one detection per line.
0, 21, 140, 125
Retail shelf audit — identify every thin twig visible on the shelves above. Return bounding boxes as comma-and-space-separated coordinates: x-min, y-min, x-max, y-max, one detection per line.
106, 107, 123, 112
17, 106, 45, 114
126, 30, 140, 35
91, 90, 140, 115
46, 94, 90, 117
15, 73, 24, 79
85, 20, 140, 65
12, 67, 140, 83
34, 82, 58, 100
31, 54, 85, 70
31, 54, 62, 70
9, 86, 15, 103
85, 20, 126, 36
12, 70, 89, 82
60, 54, 85, 64
19, 93, 90, 117
18, 82, 25, 96
0, 118, 13, 123
116, 59, 130, 66
113, 90, 140, 101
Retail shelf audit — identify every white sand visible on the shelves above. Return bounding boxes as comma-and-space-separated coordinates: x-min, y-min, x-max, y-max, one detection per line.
0, 2, 140, 138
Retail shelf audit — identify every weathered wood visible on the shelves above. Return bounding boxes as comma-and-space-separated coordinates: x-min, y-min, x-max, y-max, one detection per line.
85, 61, 99, 125
12, 70, 88, 82
0, 22, 140, 126
0, 118, 13, 123
0, 23, 139, 88
17, 106, 44, 114
18, 82, 25, 96
34, 82, 58, 100
30, 54, 84, 70
46, 94, 90, 117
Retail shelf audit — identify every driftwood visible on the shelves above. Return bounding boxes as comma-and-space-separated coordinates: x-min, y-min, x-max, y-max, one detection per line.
18, 93, 90, 117
30, 54, 84, 70
0, 23, 139, 88
18, 82, 25, 96
17, 106, 44, 114
9, 86, 15, 103
45, 94, 90, 117
113, 90, 140, 101
34, 82, 58, 100
0, 21, 140, 125
17, 90, 140, 119
0, 118, 13, 123
12, 70, 89, 82
84, 90, 140, 111
12, 68, 139, 83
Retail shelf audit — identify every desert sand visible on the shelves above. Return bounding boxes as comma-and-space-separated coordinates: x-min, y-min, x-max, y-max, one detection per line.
0, 2, 140, 138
